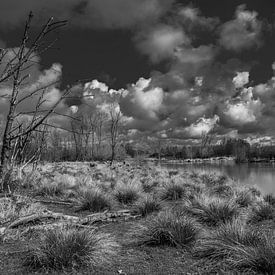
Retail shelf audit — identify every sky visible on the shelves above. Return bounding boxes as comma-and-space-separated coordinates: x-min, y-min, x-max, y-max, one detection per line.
0, 0, 275, 144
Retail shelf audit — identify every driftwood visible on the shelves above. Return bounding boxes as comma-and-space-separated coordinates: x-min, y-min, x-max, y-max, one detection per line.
1, 209, 141, 234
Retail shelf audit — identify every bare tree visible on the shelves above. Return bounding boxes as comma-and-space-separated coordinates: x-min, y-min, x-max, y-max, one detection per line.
109, 102, 122, 165
0, 12, 68, 182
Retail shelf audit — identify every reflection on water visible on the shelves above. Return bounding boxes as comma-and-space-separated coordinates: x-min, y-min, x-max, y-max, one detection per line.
161, 161, 275, 195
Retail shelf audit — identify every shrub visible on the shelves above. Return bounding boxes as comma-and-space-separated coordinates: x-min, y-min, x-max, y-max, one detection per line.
138, 211, 199, 248
159, 182, 186, 201
76, 188, 112, 212
114, 183, 141, 205
248, 203, 275, 224
135, 195, 162, 217
24, 227, 119, 271
184, 197, 239, 227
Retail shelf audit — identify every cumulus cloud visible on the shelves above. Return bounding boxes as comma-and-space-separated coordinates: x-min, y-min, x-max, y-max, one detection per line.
184, 115, 220, 138
224, 88, 264, 126
219, 5, 263, 51
121, 77, 164, 120
135, 25, 190, 63
178, 6, 220, 33
233, 72, 250, 89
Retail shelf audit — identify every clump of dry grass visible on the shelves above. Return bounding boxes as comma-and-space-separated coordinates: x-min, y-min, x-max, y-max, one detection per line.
194, 219, 262, 260
134, 195, 162, 217
183, 196, 239, 227
263, 194, 275, 206
24, 226, 119, 271
34, 180, 64, 197
159, 182, 186, 201
114, 182, 142, 205
210, 184, 234, 199
194, 219, 275, 274
248, 203, 275, 224
234, 190, 254, 208
76, 188, 112, 212
137, 210, 199, 249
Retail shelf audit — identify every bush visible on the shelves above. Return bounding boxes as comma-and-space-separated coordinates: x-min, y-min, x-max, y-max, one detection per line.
248, 203, 275, 224
138, 211, 199, 248
114, 183, 141, 205
76, 188, 112, 212
159, 182, 186, 201
135, 195, 162, 217
184, 197, 239, 227
24, 226, 119, 271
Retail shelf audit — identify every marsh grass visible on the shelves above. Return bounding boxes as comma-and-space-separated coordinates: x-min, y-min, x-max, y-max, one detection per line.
76, 188, 112, 212
234, 190, 254, 208
184, 196, 239, 226
114, 182, 142, 205
264, 194, 275, 206
210, 184, 234, 199
227, 232, 275, 274
194, 219, 262, 260
159, 182, 186, 201
138, 211, 199, 249
24, 227, 119, 271
248, 203, 275, 224
134, 195, 162, 217
34, 181, 64, 197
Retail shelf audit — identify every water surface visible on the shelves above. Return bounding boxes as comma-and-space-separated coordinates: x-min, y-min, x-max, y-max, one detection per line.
161, 161, 275, 195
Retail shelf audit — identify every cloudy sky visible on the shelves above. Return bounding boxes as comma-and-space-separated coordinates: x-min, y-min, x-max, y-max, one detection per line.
1, 0, 275, 144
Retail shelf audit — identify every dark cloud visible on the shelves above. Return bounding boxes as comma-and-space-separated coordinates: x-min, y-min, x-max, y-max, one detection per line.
0, 0, 174, 30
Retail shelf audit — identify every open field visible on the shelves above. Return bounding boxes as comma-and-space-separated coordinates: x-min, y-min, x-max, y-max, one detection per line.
1, 161, 275, 274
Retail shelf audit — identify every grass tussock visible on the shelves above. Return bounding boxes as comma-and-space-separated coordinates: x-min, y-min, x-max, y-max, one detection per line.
134, 195, 162, 217
138, 211, 199, 249
248, 203, 275, 224
264, 194, 275, 206
194, 219, 275, 274
24, 227, 119, 271
210, 184, 234, 199
159, 182, 186, 201
76, 188, 112, 212
194, 219, 262, 259
234, 190, 254, 208
114, 182, 141, 205
34, 181, 64, 197
184, 196, 239, 226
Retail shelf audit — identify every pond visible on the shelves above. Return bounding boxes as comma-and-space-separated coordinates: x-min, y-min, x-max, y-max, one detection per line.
160, 161, 275, 195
